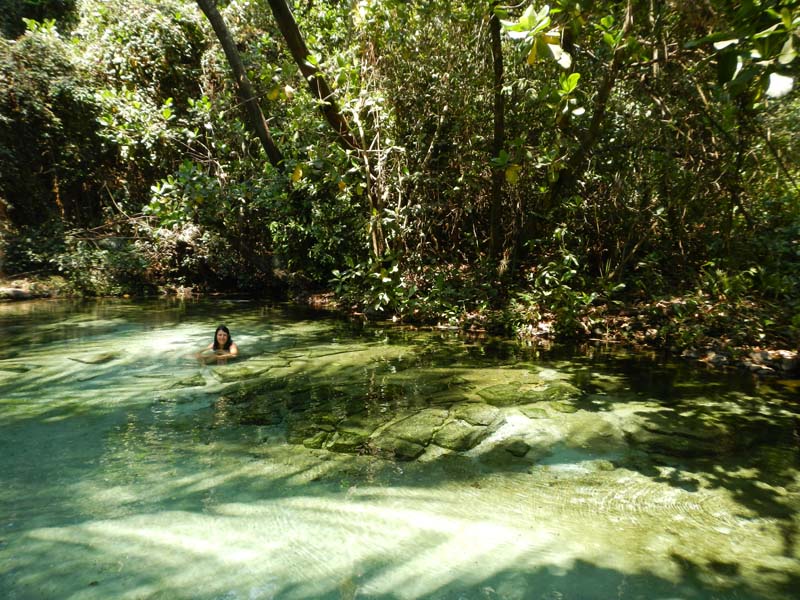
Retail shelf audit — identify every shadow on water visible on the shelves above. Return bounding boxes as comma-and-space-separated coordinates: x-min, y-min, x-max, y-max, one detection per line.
3, 419, 797, 600
1, 299, 798, 599
561, 352, 799, 537
3, 455, 797, 600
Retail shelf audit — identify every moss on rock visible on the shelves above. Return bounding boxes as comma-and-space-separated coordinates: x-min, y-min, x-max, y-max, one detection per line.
477, 383, 523, 406
382, 408, 448, 445
170, 374, 206, 388
211, 366, 269, 382
433, 419, 490, 451
452, 403, 501, 426
372, 435, 426, 461
519, 405, 549, 419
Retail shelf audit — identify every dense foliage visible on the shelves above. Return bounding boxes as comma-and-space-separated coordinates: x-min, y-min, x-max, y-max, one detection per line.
0, 0, 798, 353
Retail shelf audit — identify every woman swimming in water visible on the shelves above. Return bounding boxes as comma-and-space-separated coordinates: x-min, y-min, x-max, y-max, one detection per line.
197, 325, 239, 364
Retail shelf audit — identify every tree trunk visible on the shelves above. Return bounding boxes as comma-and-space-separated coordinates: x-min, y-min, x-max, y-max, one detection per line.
547, 0, 635, 207
265, 0, 360, 151
195, 0, 284, 169
489, 3, 505, 262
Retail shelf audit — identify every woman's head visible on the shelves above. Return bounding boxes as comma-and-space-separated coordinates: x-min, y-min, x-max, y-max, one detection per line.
213, 325, 232, 350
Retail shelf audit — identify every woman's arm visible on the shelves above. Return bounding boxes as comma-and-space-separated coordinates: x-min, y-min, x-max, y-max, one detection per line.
194, 343, 216, 361
196, 343, 238, 363
214, 343, 238, 359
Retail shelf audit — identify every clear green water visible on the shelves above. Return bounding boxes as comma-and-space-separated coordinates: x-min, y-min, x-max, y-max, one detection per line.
0, 298, 798, 600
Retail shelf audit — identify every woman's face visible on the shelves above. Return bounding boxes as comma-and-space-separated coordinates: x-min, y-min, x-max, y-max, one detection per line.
216, 329, 229, 345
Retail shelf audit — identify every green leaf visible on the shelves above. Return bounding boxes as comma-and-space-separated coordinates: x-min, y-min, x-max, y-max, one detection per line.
500, 19, 529, 40
781, 8, 793, 30
491, 149, 510, 167
506, 4, 551, 37
778, 37, 797, 65
519, 4, 537, 29
505, 164, 521, 184
531, 15, 551, 36
753, 23, 780, 40
526, 38, 540, 64
559, 72, 580, 95
503, 26, 530, 40
535, 4, 551, 25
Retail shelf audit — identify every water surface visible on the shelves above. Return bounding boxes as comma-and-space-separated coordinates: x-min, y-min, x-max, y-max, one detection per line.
0, 298, 798, 599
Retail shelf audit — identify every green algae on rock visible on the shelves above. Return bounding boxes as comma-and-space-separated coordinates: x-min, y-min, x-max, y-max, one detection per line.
433, 419, 492, 451
211, 365, 271, 382
451, 402, 501, 426
170, 374, 207, 388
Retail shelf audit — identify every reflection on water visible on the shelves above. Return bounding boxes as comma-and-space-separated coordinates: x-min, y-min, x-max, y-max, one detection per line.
0, 298, 798, 599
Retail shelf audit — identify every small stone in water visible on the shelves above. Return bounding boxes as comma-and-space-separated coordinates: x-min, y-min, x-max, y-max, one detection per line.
505, 439, 531, 457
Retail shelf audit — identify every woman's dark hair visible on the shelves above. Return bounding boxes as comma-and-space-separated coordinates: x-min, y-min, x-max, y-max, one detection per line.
213, 325, 233, 351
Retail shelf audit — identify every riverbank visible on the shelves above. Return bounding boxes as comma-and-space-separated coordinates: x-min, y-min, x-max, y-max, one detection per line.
304, 291, 799, 379
581, 298, 799, 379
0, 276, 71, 300
2, 276, 798, 379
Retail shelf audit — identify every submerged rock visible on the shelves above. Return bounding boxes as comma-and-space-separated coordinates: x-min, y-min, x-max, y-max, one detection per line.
371, 435, 426, 460
223, 375, 288, 404
380, 408, 448, 445
518, 405, 549, 419
479, 440, 536, 467
211, 365, 269, 382
325, 415, 374, 452
368, 408, 449, 460
546, 401, 579, 414
383, 369, 466, 397
505, 439, 531, 457
336, 414, 374, 435
562, 413, 625, 453
69, 352, 120, 365
433, 419, 491, 451
327, 429, 371, 452
477, 383, 523, 406
452, 403, 501, 426
623, 413, 736, 457
305, 344, 370, 358
530, 381, 583, 403
624, 410, 797, 457
427, 392, 471, 406
170, 374, 206, 388
303, 430, 331, 449
232, 400, 284, 426
477, 380, 583, 407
